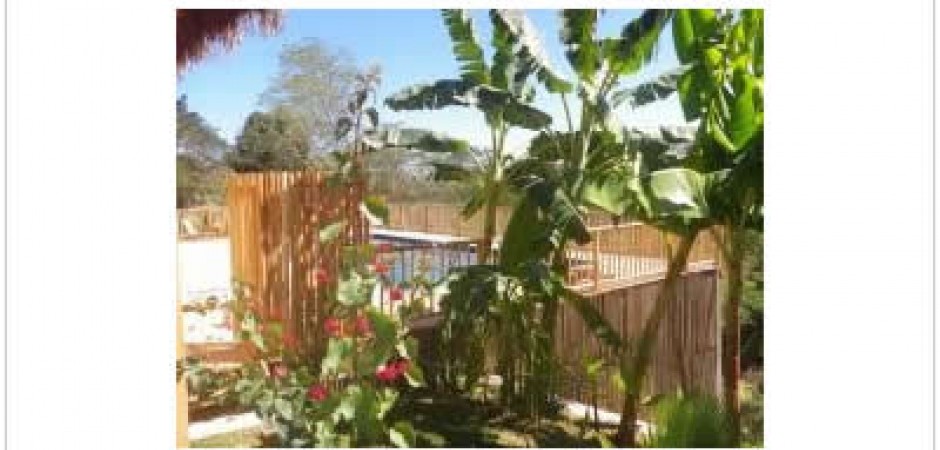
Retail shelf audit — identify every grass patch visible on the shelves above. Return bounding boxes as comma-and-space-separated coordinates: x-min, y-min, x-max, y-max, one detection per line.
187, 389, 615, 448
390, 389, 616, 448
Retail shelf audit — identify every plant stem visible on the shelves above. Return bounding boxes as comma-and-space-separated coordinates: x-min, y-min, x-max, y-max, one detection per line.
560, 93, 575, 135
720, 223, 744, 447
615, 233, 696, 447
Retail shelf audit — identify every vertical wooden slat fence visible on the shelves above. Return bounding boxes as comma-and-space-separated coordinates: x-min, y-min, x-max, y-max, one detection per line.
555, 265, 720, 413
227, 171, 367, 357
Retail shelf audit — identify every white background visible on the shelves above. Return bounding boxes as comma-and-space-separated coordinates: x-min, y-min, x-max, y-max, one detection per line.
2, 0, 935, 449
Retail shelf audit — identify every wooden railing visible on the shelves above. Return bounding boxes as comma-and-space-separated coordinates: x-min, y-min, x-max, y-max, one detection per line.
178, 205, 228, 240
565, 223, 719, 292
386, 202, 719, 293
385, 202, 618, 239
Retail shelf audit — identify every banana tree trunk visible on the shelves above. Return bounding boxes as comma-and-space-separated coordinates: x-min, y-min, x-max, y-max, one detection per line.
721, 225, 745, 447
478, 189, 499, 264
615, 233, 696, 447
539, 241, 570, 399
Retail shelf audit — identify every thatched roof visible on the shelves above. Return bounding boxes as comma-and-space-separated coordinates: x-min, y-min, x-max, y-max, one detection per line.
177, 9, 282, 73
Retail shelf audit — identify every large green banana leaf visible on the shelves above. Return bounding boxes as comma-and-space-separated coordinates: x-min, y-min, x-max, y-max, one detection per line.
385, 80, 552, 130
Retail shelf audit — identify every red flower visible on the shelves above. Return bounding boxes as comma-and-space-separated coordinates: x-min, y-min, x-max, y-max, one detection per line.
268, 361, 288, 379
376, 365, 400, 382
354, 314, 372, 336
389, 286, 404, 302
314, 268, 330, 286
376, 243, 393, 253
394, 358, 410, 375
376, 358, 410, 382
323, 317, 342, 337
372, 261, 390, 275
307, 383, 329, 402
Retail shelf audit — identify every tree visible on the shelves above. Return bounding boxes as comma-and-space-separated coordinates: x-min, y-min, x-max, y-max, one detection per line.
260, 38, 360, 154
620, 10, 764, 444
176, 95, 229, 207
385, 9, 558, 264
225, 106, 311, 172
491, 9, 756, 446
177, 154, 225, 208
177, 95, 229, 161
491, 10, 674, 428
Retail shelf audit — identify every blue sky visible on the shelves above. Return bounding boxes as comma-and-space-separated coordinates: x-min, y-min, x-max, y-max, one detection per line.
178, 9, 688, 152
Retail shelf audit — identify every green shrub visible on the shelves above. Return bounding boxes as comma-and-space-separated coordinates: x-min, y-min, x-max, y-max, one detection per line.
645, 393, 733, 448
228, 240, 424, 448
740, 370, 764, 447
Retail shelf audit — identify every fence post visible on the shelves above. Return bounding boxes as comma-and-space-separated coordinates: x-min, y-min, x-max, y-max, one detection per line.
593, 230, 601, 290
176, 249, 189, 448
424, 205, 430, 233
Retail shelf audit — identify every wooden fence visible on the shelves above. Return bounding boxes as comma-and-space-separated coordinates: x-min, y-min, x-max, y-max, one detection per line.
226, 171, 368, 356
386, 202, 719, 292
556, 264, 720, 413
386, 202, 617, 238
411, 264, 720, 413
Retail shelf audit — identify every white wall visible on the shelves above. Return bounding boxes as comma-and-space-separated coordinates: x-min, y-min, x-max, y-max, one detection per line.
178, 237, 233, 343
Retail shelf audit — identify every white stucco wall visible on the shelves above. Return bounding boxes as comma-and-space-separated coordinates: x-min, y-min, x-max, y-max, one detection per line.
178, 237, 233, 343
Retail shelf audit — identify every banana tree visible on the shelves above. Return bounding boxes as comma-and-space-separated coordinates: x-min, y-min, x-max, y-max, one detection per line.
493, 8, 675, 406
385, 9, 563, 263
331, 66, 393, 225
333, 66, 473, 225
615, 10, 764, 444
586, 162, 727, 446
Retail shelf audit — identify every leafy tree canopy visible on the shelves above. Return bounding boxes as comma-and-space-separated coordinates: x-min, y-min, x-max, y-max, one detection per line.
176, 95, 229, 161
225, 106, 311, 172
260, 38, 361, 154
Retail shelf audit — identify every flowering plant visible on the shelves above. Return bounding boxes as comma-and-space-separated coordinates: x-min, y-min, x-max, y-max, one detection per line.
231, 226, 423, 447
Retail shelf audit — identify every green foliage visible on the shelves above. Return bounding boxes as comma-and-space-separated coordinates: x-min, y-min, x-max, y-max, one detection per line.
181, 357, 244, 410
441, 10, 489, 85
229, 242, 423, 448
177, 95, 229, 159
259, 38, 361, 153
644, 393, 733, 448
385, 80, 551, 131
434, 266, 498, 393
225, 107, 311, 172
384, 9, 565, 263
361, 195, 389, 224
741, 230, 763, 369
643, 10, 763, 444
740, 370, 764, 447
611, 67, 684, 110
489, 10, 573, 94
318, 220, 347, 244
176, 154, 226, 208
424, 11, 699, 432
559, 10, 601, 83
358, 146, 474, 203
176, 96, 228, 207
601, 9, 672, 76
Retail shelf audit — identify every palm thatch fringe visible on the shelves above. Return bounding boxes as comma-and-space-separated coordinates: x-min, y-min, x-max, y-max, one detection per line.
177, 9, 282, 73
